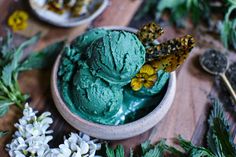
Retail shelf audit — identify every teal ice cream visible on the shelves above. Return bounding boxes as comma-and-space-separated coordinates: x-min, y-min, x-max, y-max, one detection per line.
71, 28, 108, 54
57, 28, 170, 125
71, 63, 123, 123
87, 31, 146, 86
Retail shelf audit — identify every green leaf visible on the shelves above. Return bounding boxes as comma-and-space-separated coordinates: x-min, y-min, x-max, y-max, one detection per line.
220, 21, 231, 49
213, 118, 236, 156
0, 90, 4, 96
207, 100, 236, 156
171, 3, 187, 27
0, 131, 8, 138
1, 33, 40, 86
207, 99, 229, 149
226, 0, 236, 6
177, 136, 214, 157
141, 140, 151, 154
1, 63, 15, 86
106, 144, 115, 157
0, 30, 13, 58
0, 100, 14, 117
16, 33, 41, 54
207, 128, 224, 157
157, 0, 184, 12
142, 140, 166, 157
206, 99, 236, 157
135, 0, 157, 20
143, 146, 162, 157
19, 40, 65, 71
230, 19, 236, 49
162, 142, 184, 156
115, 145, 125, 157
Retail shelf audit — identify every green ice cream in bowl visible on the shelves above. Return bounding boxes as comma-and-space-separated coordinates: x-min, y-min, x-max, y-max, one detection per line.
51, 23, 195, 140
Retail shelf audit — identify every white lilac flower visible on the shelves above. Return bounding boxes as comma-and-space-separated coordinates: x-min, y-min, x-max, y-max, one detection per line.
6, 103, 53, 157
50, 133, 101, 157
6, 103, 101, 157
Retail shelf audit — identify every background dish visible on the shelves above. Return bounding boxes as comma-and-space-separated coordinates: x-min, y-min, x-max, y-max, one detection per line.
29, 0, 109, 27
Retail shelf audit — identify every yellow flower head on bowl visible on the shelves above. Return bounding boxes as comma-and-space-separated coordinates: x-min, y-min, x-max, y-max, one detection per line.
131, 22, 195, 91
8, 10, 29, 32
131, 64, 157, 91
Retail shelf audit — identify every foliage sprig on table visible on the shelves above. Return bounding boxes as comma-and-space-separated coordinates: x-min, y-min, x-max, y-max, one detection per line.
0, 30, 65, 135
105, 99, 236, 157
0, 31, 65, 116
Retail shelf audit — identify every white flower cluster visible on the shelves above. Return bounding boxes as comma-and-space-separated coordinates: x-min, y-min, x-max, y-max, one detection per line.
50, 133, 101, 157
6, 104, 101, 157
6, 103, 53, 157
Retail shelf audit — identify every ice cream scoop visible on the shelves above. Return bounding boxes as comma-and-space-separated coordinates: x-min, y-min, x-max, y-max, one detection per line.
71, 62, 123, 124
87, 30, 146, 86
71, 28, 108, 54
200, 49, 236, 103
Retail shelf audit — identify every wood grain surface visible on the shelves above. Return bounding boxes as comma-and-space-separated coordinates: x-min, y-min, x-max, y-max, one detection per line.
0, 0, 234, 156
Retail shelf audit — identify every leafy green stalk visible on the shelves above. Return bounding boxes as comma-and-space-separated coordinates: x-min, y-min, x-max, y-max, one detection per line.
104, 99, 236, 157
18, 40, 65, 71
219, 2, 236, 49
207, 99, 236, 156
0, 31, 65, 120
105, 140, 167, 157
137, 0, 210, 27
0, 32, 40, 112
166, 99, 236, 157
106, 144, 125, 157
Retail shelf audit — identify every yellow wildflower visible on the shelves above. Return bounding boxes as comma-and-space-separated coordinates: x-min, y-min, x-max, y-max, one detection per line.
8, 10, 29, 32
131, 64, 157, 91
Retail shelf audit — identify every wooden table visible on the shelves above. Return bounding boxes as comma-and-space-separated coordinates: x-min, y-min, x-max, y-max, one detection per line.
0, 0, 234, 156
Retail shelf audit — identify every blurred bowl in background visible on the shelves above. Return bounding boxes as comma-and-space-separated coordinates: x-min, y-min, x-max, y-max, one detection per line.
29, 0, 109, 27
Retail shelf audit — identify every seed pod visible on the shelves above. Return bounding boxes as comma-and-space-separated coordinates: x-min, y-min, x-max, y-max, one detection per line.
136, 22, 164, 45
148, 35, 195, 72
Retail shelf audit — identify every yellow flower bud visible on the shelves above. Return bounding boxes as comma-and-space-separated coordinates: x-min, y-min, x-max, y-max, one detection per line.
8, 10, 29, 32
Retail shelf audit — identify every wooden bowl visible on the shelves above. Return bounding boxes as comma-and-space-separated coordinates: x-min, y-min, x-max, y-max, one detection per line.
29, 0, 108, 27
51, 26, 176, 140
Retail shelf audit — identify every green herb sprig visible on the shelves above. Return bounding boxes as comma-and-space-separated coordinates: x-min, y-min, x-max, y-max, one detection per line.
165, 99, 236, 156
0, 131, 8, 137
0, 31, 65, 117
219, 0, 236, 50
137, 0, 210, 27
105, 99, 236, 157
0, 31, 40, 114
105, 140, 167, 157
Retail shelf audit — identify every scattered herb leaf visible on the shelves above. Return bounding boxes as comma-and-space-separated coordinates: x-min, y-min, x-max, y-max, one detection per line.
115, 145, 125, 157
104, 99, 236, 157
19, 40, 65, 71
165, 99, 236, 156
0, 30, 64, 118
106, 143, 116, 157
0, 131, 8, 137
0, 100, 14, 117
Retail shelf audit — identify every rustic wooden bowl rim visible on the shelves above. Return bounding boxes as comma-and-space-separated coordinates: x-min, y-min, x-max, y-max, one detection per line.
51, 26, 176, 140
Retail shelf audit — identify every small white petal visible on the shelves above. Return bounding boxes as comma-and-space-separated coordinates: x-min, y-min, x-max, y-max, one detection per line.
80, 141, 89, 154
